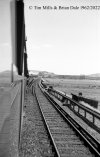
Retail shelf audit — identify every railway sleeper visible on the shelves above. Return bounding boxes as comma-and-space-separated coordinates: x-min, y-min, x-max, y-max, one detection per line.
39, 85, 100, 156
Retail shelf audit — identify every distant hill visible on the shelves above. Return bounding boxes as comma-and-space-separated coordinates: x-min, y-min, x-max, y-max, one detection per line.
29, 70, 100, 80
0, 70, 24, 84
85, 74, 100, 80
29, 70, 40, 75
87, 73, 100, 77
0, 70, 11, 77
38, 71, 56, 77
29, 70, 56, 77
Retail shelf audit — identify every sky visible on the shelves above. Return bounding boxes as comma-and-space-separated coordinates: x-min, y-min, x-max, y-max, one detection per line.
0, 0, 12, 72
0, 0, 100, 75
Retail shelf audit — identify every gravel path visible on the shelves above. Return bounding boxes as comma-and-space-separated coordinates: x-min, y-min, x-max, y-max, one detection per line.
19, 87, 54, 157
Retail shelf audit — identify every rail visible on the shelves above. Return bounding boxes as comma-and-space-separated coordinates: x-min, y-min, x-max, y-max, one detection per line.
34, 86, 60, 157
39, 81, 100, 156
40, 80, 100, 133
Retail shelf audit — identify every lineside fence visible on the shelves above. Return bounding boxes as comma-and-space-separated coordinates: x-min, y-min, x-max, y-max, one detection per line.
40, 80, 100, 134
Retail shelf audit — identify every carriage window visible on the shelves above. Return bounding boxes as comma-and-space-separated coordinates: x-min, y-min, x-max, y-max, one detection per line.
0, 0, 17, 84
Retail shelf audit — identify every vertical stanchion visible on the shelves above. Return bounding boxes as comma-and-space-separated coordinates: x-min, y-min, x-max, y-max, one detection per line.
11, 63, 14, 83
18, 78, 25, 150
18, 80, 22, 150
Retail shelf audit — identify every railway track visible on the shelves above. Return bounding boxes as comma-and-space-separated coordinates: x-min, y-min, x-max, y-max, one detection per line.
20, 83, 55, 156
33, 81, 100, 157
